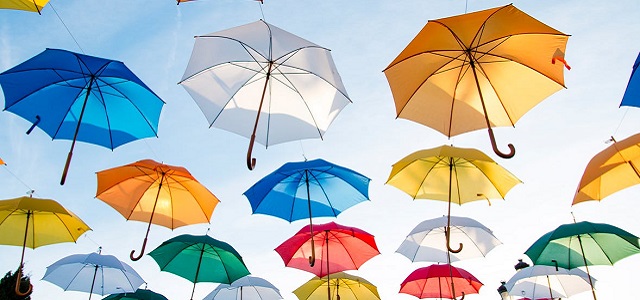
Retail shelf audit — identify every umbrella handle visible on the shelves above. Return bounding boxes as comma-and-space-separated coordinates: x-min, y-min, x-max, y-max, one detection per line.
60, 150, 74, 185
130, 237, 148, 261
26, 115, 40, 135
445, 227, 463, 253
457, 292, 465, 300
308, 238, 316, 267
246, 134, 257, 170
487, 127, 515, 159
14, 266, 32, 297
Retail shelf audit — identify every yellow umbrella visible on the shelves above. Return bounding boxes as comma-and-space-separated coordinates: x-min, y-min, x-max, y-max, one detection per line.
0, 196, 91, 296
387, 145, 521, 253
383, 4, 570, 159
0, 0, 49, 14
293, 272, 380, 300
96, 159, 220, 261
573, 134, 640, 205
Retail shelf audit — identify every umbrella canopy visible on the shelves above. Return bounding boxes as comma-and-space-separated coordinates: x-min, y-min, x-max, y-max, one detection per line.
102, 289, 168, 300
383, 4, 569, 158
620, 52, 640, 107
275, 222, 379, 278
400, 264, 483, 299
179, 20, 351, 170
0, 48, 164, 184
148, 234, 250, 300
43, 251, 145, 300
0, 196, 91, 295
504, 265, 594, 300
96, 159, 220, 261
202, 276, 282, 300
0, 0, 48, 13
387, 145, 520, 253
397, 215, 501, 263
293, 272, 380, 300
573, 133, 640, 205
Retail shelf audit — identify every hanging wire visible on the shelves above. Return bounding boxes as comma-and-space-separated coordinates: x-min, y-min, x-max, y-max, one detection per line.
257, 0, 265, 21
299, 140, 307, 161
612, 106, 630, 138
1, 165, 38, 197
49, 1, 85, 54
465, 0, 468, 13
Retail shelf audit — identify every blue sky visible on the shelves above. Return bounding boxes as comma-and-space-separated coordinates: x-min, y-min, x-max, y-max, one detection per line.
1, 0, 640, 299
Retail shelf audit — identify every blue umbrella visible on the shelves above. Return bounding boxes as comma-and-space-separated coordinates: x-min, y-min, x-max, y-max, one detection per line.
243, 158, 370, 265
620, 52, 640, 107
0, 48, 164, 185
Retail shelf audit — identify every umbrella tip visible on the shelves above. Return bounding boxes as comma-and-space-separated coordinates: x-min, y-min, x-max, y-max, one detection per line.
514, 258, 529, 271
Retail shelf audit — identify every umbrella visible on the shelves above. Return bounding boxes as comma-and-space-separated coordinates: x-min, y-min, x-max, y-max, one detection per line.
42, 250, 146, 300
148, 234, 250, 300
387, 145, 520, 253
397, 215, 501, 263
0, 195, 91, 296
96, 159, 220, 261
244, 158, 370, 264
400, 264, 483, 300
102, 289, 168, 300
179, 20, 350, 170
383, 4, 570, 158
524, 221, 640, 300
504, 265, 594, 300
0, 0, 48, 13
293, 272, 380, 300
620, 52, 640, 107
202, 276, 282, 300
572, 134, 640, 205
0, 48, 164, 185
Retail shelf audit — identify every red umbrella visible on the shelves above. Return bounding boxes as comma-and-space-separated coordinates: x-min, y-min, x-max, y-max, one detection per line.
400, 264, 482, 300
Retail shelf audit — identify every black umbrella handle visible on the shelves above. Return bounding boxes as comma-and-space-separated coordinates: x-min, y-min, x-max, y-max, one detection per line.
26, 115, 40, 135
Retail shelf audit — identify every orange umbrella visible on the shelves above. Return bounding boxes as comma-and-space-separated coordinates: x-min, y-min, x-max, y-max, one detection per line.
96, 159, 220, 261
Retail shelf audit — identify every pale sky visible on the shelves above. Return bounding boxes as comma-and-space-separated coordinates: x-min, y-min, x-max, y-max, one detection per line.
1, 1, 640, 299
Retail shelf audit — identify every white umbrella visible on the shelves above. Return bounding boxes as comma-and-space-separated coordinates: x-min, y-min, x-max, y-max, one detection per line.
179, 20, 351, 170
202, 276, 282, 300
42, 250, 145, 300
505, 265, 595, 299
396, 215, 502, 263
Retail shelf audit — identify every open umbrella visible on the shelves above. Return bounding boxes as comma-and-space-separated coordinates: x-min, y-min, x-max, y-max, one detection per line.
383, 4, 570, 158
504, 265, 594, 300
0, 48, 164, 185
148, 234, 250, 300
524, 220, 640, 300
620, 52, 640, 107
96, 159, 220, 260
275, 222, 379, 300
244, 158, 370, 264
387, 145, 520, 253
202, 276, 282, 300
102, 289, 168, 300
293, 272, 380, 300
0, 0, 48, 13
397, 215, 501, 263
43, 250, 145, 300
0, 195, 91, 296
400, 264, 482, 300
573, 134, 640, 205
179, 20, 350, 170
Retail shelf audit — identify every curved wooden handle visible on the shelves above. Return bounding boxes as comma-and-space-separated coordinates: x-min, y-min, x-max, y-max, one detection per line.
446, 227, 463, 253
308, 235, 316, 267
130, 237, 148, 261
14, 268, 33, 297
488, 127, 515, 159
246, 134, 257, 170
458, 292, 465, 300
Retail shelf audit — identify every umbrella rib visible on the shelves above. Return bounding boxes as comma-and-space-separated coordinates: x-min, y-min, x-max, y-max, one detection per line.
308, 168, 340, 217
410, 156, 447, 200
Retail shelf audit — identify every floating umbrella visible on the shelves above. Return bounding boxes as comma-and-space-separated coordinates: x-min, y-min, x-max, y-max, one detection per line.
573, 134, 640, 205
525, 221, 640, 300
148, 234, 250, 300
397, 215, 501, 263
293, 272, 380, 300
0, 48, 164, 185
400, 264, 482, 300
43, 250, 145, 300
179, 20, 350, 170
383, 4, 570, 158
504, 265, 594, 300
620, 52, 640, 107
202, 276, 282, 300
102, 289, 168, 300
387, 145, 520, 253
244, 159, 370, 264
96, 159, 220, 260
0, 195, 91, 296
0, 0, 48, 13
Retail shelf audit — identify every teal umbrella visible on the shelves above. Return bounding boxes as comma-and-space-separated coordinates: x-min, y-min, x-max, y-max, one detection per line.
148, 234, 250, 300
524, 221, 640, 300
102, 289, 168, 300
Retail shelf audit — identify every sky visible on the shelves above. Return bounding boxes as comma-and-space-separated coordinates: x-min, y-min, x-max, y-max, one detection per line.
1, 0, 640, 299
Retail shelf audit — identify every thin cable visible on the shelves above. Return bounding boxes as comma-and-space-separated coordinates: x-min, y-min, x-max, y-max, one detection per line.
1, 165, 38, 197
143, 139, 161, 162
465, 0, 468, 13
258, 1, 265, 21
612, 106, 630, 138
299, 140, 307, 161
49, 1, 85, 54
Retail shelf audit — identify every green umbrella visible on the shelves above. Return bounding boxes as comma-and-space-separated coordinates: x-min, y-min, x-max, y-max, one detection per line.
102, 289, 168, 300
525, 221, 640, 300
148, 234, 250, 300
